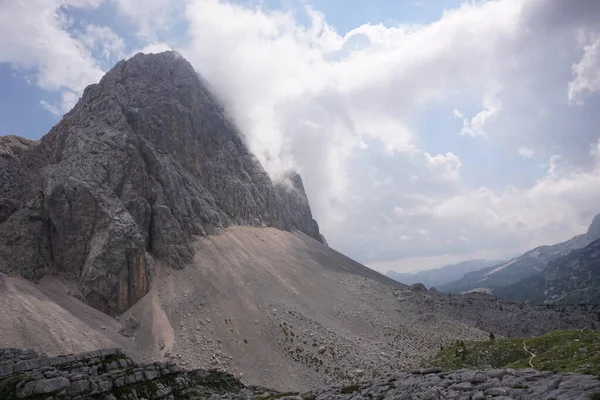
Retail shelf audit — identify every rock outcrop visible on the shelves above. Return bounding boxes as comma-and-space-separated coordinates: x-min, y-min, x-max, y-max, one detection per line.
0, 348, 252, 400
0, 51, 322, 315
1, 348, 599, 400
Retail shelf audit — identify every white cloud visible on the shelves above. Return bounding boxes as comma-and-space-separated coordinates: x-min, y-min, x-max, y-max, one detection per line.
518, 147, 535, 159
4, 0, 600, 274
39, 100, 61, 117
424, 152, 462, 182
459, 96, 500, 137
79, 24, 126, 63
569, 35, 600, 103
112, 0, 178, 38
174, 0, 600, 271
179, 0, 525, 217
132, 43, 173, 56
546, 154, 563, 178
0, 0, 108, 114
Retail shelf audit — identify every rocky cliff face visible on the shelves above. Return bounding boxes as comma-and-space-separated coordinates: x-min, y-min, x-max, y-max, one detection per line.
0, 51, 322, 315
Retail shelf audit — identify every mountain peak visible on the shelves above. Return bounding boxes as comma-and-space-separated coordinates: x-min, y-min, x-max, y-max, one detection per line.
586, 213, 600, 239
0, 51, 321, 315
106, 51, 197, 84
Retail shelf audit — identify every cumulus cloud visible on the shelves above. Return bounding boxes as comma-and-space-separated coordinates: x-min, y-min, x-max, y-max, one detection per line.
459, 97, 500, 137
569, 35, 600, 103
176, 0, 600, 271
424, 152, 462, 182
518, 147, 535, 159
112, 0, 181, 39
78, 24, 126, 64
39, 100, 62, 117
0, 0, 110, 113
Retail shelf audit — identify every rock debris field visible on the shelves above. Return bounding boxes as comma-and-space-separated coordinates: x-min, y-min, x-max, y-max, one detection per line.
2, 227, 600, 392
1, 347, 599, 400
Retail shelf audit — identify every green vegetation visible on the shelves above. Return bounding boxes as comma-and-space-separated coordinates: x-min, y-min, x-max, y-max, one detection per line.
427, 330, 600, 376
0, 374, 33, 400
190, 369, 244, 391
112, 369, 243, 398
589, 393, 600, 400
255, 391, 301, 400
340, 384, 360, 394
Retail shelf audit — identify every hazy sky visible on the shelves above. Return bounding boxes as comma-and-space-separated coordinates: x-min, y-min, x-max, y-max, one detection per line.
2, 0, 600, 273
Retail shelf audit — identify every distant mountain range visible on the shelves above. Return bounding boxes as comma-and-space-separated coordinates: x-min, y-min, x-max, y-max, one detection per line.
494, 238, 600, 305
386, 259, 502, 288
437, 214, 600, 304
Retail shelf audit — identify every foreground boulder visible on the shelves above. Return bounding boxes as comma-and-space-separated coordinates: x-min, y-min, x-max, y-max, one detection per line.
0, 348, 253, 400
1, 348, 599, 400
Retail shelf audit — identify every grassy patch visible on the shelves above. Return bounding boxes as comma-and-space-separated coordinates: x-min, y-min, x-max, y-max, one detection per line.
255, 391, 301, 400
426, 329, 600, 376
190, 369, 244, 391
340, 384, 360, 394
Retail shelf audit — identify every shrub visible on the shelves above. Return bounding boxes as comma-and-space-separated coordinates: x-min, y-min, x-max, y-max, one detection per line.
340, 384, 360, 394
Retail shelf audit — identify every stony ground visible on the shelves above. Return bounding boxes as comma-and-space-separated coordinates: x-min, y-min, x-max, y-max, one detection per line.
131, 227, 598, 390
2, 348, 599, 400
311, 368, 600, 400
1, 227, 599, 391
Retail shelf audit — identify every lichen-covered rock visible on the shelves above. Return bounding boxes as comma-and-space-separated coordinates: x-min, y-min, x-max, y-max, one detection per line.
17, 377, 70, 398
2, 348, 599, 400
0, 51, 322, 315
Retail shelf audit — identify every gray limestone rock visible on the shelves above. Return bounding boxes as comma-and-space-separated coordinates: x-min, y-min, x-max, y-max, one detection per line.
0, 51, 322, 315
17, 377, 70, 398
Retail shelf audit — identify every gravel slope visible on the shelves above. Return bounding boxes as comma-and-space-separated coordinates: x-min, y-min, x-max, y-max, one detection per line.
1, 227, 598, 392
0, 274, 132, 354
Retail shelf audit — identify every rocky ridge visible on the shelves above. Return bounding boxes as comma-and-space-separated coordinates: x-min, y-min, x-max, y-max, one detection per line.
0, 51, 322, 315
1, 348, 599, 400
439, 213, 600, 294
494, 237, 600, 305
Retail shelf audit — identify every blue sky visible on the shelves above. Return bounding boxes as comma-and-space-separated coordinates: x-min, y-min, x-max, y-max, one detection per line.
2, 0, 600, 272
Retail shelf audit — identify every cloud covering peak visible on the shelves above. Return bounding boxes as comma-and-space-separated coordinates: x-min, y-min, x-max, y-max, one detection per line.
2, 0, 600, 272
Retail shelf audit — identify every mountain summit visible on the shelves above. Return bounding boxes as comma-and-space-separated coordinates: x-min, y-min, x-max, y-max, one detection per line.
0, 51, 321, 315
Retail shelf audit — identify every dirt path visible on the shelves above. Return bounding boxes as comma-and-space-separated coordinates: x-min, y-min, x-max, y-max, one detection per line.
523, 340, 536, 368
